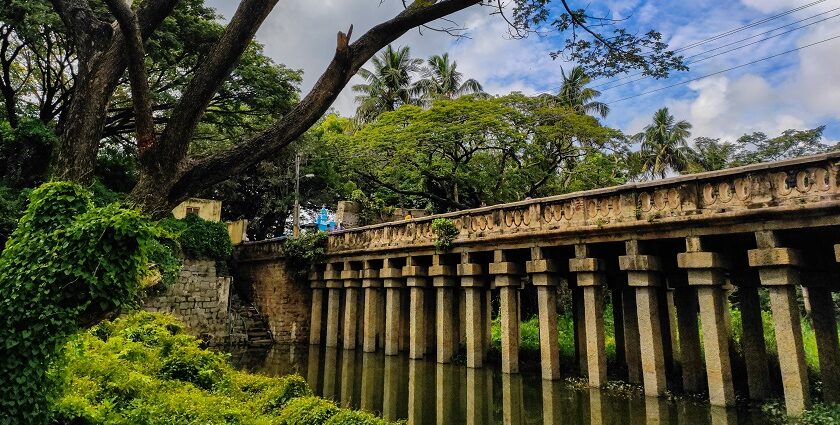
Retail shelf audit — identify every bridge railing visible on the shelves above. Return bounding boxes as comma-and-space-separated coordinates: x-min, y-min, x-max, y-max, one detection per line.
325, 151, 840, 254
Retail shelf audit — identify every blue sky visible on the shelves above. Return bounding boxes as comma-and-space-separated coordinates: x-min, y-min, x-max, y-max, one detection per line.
208, 0, 840, 143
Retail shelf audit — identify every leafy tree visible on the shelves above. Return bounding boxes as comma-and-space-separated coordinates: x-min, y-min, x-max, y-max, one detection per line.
634, 107, 692, 179
414, 53, 484, 106
685, 137, 736, 173
0, 182, 176, 423
352, 44, 422, 124
556, 66, 609, 118
730, 126, 831, 166
27, 0, 682, 216
341, 94, 625, 212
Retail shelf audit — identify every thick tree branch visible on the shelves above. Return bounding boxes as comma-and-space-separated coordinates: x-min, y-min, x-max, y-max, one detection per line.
104, 0, 155, 155
168, 0, 481, 207
559, 0, 618, 52
153, 0, 279, 170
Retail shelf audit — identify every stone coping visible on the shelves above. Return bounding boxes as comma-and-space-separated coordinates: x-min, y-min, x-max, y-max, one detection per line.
237, 151, 840, 260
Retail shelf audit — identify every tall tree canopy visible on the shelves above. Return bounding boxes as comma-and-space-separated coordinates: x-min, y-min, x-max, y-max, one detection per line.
556, 66, 608, 118
337, 94, 627, 213
634, 107, 693, 179
1, 0, 684, 216
352, 45, 422, 124
414, 53, 485, 106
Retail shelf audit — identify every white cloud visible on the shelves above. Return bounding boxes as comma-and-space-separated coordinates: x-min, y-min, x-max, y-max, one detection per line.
206, 0, 839, 141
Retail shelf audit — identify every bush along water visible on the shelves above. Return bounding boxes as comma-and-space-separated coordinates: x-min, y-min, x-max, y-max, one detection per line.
52, 312, 396, 425
0, 182, 178, 424
160, 213, 232, 260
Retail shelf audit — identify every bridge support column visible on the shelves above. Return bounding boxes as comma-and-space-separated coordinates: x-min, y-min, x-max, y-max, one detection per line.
404, 257, 430, 359
738, 284, 772, 400
678, 237, 735, 406
362, 262, 383, 352
342, 262, 361, 350
749, 231, 809, 416
431, 255, 457, 363
459, 257, 486, 368
528, 247, 562, 380
809, 244, 840, 403
621, 286, 643, 384
620, 240, 667, 396
491, 250, 523, 374
673, 285, 704, 394
382, 259, 404, 356
308, 270, 325, 345
324, 263, 343, 348
570, 244, 607, 387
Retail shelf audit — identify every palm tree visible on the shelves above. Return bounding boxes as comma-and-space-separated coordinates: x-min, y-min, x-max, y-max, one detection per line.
352, 45, 422, 123
557, 66, 609, 118
414, 53, 484, 105
634, 107, 693, 179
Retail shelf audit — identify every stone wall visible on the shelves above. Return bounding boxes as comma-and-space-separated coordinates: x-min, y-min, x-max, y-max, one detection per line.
234, 257, 311, 344
144, 259, 231, 344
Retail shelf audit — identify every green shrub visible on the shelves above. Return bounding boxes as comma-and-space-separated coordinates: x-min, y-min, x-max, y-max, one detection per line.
161, 213, 232, 260
283, 231, 328, 279
277, 396, 340, 424
0, 182, 176, 424
51, 312, 394, 425
431, 218, 458, 252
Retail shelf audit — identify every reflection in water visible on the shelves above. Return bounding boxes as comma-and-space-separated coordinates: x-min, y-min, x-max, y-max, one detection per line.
229, 344, 768, 425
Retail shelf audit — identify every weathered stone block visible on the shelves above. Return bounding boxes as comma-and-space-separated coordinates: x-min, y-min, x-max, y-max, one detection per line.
569, 258, 604, 273
677, 252, 726, 269
525, 259, 559, 274
489, 262, 523, 275
748, 248, 802, 267
619, 255, 662, 271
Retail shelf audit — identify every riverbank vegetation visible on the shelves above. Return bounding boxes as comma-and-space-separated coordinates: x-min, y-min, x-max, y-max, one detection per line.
54, 312, 393, 425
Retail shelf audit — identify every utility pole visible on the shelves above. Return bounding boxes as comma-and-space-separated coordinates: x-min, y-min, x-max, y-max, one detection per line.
293, 153, 301, 238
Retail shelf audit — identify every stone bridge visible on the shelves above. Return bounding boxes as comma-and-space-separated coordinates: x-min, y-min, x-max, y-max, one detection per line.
234, 151, 840, 416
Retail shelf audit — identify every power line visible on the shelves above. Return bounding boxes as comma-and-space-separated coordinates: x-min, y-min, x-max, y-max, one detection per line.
674, 0, 827, 52
598, 10, 840, 92
591, 0, 830, 89
605, 34, 840, 104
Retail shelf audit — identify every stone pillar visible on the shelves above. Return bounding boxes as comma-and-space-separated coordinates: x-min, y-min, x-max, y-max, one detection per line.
342, 262, 361, 350
360, 352, 382, 412
619, 240, 666, 396
490, 250, 523, 374
459, 256, 486, 368
527, 247, 562, 380
570, 244, 608, 387
324, 263, 343, 348
430, 255, 457, 363
809, 284, 840, 402
308, 270, 325, 345
322, 347, 338, 399
749, 231, 809, 416
673, 286, 704, 393
382, 259, 404, 356
404, 257, 429, 360
678, 237, 735, 406
622, 287, 642, 384
362, 261, 383, 353
737, 285, 771, 400
484, 288, 493, 361
306, 345, 321, 391
573, 287, 588, 376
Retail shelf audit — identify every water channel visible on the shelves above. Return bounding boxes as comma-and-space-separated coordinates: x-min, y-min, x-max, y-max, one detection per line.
228, 344, 771, 424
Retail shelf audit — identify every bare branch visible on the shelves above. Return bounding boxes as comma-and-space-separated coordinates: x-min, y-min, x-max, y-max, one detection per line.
559, 0, 618, 51
104, 0, 155, 155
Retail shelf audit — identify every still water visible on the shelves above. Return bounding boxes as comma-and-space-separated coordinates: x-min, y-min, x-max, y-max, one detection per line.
228, 344, 768, 425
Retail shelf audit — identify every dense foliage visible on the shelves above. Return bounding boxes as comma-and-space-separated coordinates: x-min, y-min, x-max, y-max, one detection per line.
53, 312, 393, 425
283, 231, 329, 279
161, 213, 232, 260
431, 218, 459, 252
0, 182, 176, 423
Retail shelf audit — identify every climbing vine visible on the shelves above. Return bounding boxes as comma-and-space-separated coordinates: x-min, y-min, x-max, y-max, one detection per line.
282, 231, 329, 279
431, 218, 459, 252
0, 182, 176, 423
